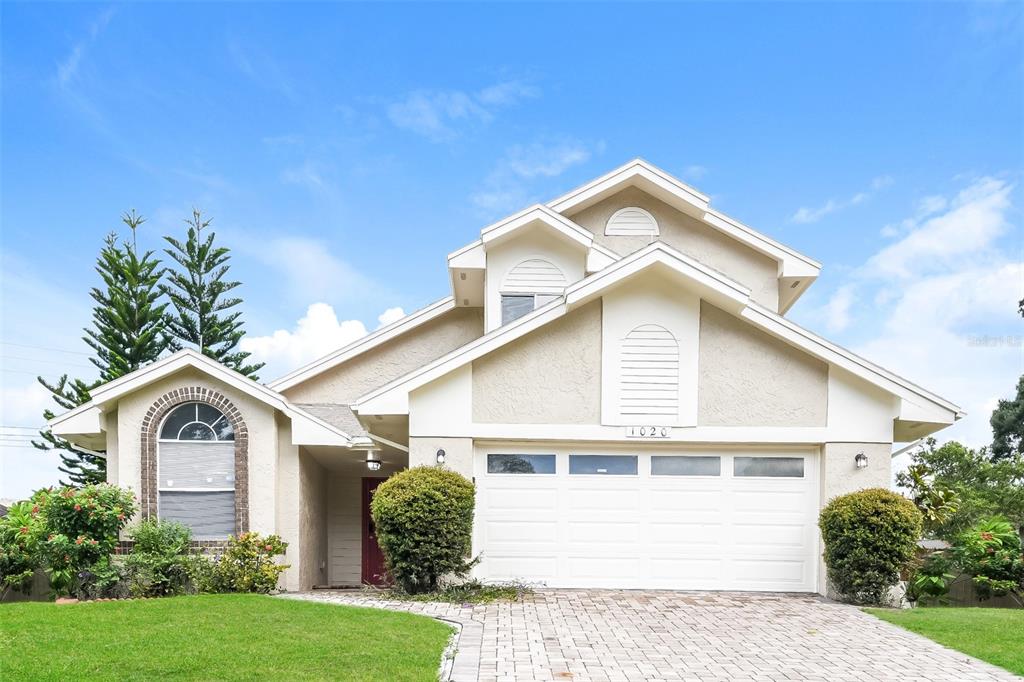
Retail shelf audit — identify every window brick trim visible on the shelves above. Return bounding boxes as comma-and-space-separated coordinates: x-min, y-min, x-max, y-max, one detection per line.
140, 387, 249, 534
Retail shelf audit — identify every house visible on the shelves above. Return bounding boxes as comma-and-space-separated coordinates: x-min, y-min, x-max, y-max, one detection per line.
50, 159, 961, 595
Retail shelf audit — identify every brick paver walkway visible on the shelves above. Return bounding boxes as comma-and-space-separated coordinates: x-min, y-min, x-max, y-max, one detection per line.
284, 590, 1018, 681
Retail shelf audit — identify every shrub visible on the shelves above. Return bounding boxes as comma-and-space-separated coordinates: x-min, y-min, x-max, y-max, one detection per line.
906, 551, 955, 605
212, 532, 288, 593
819, 488, 923, 605
125, 519, 194, 597
0, 484, 136, 597
370, 466, 476, 594
953, 517, 1024, 600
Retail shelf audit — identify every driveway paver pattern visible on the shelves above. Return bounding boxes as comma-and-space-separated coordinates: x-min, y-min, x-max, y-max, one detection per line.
285, 589, 1018, 681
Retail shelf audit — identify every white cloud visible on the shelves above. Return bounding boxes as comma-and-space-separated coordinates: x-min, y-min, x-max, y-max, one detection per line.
242, 303, 409, 379
55, 7, 115, 88
683, 165, 708, 181
377, 307, 406, 327
866, 178, 1011, 279
471, 138, 601, 216
252, 237, 383, 304
0, 380, 63, 499
280, 161, 326, 190
803, 175, 1022, 448
791, 175, 895, 224
387, 80, 539, 141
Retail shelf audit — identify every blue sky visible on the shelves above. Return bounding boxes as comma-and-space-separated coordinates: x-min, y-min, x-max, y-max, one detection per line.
2, 2, 1022, 498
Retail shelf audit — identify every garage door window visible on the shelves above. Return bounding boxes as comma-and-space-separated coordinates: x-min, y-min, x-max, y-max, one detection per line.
487, 454, 556, 474
651, 455, 720, 476
569, 455, 637, 475
733, 456, 804, 478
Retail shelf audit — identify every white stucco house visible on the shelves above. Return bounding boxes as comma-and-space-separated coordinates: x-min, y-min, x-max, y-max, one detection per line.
50, 159, 961, 595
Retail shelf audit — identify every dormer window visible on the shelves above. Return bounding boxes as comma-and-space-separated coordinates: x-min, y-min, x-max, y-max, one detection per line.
605, 207, 659, 236
500, 258, 567, 325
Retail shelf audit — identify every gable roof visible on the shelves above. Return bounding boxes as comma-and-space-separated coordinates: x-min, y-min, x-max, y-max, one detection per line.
49, 349, 374, 449
268, 296, 456, 392
547, 158, 822, 310
354, 241, 961, 429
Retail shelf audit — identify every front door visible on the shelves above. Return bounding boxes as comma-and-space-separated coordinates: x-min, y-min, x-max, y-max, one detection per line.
361, 477, 389, 586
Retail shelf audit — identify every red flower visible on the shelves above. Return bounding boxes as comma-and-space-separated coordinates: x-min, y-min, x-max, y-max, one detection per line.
74, 504, 82, 512
31, 505, 39, 514
75, 537, 84, 545
265, 544, 273, 551
980, 532, 994, 541
19, 526, 28, 534
117, 514, 125, 521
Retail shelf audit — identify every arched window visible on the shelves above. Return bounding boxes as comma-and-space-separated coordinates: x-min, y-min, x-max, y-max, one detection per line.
500, 258, 567, 325
619, 324, 679, 419
605, 207, 659, 236
157, 402, 236, 539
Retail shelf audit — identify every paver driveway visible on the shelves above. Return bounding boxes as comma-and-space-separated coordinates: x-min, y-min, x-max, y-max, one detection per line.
286, 590, 1018, 681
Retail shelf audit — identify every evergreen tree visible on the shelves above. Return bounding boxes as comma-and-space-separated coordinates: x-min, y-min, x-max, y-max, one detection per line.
34, 211, 171, 486
991, 375, 1024, 461
162, 209, 264, 378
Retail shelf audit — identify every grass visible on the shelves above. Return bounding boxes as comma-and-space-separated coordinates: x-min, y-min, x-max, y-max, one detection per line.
866, 606, 1024, 676
0, 593, 452, 681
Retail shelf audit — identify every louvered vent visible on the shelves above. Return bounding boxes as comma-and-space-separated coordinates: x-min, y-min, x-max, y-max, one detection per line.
605, 207, 659, 236
619, 324, 679, 418
502, 258, 568, 294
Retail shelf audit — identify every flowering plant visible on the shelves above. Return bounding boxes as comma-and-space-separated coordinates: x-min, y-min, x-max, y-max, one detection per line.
953, 517, 1024, 601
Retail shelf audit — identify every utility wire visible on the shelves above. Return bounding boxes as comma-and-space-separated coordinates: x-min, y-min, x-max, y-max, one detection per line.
0, 341, 91, 356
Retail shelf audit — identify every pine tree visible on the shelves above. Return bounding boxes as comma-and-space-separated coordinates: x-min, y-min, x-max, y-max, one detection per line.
34, 211, 171, 486
162, 209, 264, 378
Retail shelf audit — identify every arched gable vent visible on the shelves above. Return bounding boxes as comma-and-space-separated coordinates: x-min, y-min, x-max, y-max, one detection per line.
619, 324, 679, 418
605, 207, 659, 236
501, 258, 568, 294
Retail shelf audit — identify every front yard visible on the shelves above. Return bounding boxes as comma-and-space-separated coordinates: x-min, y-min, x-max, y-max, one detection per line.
0, 593, 452, 681
866, 607, 1024, 676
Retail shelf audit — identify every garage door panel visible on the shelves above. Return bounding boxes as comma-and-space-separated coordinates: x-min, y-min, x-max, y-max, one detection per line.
485, 487, 558, 511
485, 520, 559, 544
475, 449, 817, 592
568, 521, 640, 543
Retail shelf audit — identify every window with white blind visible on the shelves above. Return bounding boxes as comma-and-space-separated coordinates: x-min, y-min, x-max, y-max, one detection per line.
158, 403, 235, 538
500, 258, 566, 325
619, 324, 679, 419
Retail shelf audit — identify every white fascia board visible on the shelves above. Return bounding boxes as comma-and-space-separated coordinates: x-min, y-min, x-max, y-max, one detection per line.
586, 243, 619, 273
354, 300, 569, 415
479, 205, 593, 250
702, 209, 822, 278
548, 158, 710, 214
286, 407, 367, 447
741, 303, 962, 419
268, 297, 456, 391
567, 242, 750, 312
447, 240, 485, 269
49, 404, 104, 438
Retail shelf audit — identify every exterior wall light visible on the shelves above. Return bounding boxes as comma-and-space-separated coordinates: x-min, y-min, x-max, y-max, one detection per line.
436, 449, 446, 465
854, 452, 868, 469
366, 452, 382, 471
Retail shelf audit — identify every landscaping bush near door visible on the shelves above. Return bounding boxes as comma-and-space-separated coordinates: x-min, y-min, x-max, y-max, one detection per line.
370, 466, 476, 594
819, 488, 923, 605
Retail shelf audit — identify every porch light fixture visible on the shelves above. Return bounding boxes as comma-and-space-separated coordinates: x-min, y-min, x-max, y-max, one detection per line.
436, 449, 446, 465
854, 452, 868, 469
366, 452, 382, 471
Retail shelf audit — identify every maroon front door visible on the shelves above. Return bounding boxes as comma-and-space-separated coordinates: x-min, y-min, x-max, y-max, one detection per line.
361, 477, 390, 586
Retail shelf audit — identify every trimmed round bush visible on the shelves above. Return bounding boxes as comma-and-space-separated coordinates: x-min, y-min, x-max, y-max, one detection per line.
819, 487, 922, 605
370, 466, 475, 594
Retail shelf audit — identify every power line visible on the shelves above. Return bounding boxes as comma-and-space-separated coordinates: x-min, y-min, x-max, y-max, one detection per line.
0, 341, 91, 356
0, 355, 95, 370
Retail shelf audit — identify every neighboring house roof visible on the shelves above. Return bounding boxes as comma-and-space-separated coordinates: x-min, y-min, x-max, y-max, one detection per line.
48, 349, 374, 449
354, 241, 962, 433
0, 503, 8, 518
268, 296, 457, 392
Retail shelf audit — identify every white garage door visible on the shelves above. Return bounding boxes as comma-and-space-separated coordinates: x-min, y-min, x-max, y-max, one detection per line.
474, 449, 818, 592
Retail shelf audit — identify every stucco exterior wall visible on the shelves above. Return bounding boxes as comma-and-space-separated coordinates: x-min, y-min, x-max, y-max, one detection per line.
410, 436, 473, 480
698, 302, 827, 426
568, 187, 780, 310
298, 449, 327, 589
113, 368, 280, 535
472, 301, 602, 424
105, 410, 119, 486
282, 306, 485, 404
275, 417, 301, 591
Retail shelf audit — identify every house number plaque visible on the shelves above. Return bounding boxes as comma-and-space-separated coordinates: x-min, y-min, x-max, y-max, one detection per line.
624, 425, 672, 439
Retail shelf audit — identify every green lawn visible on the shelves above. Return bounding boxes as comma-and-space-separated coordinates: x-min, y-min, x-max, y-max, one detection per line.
0, 594, 452, 681
866, 607, 1024, 676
